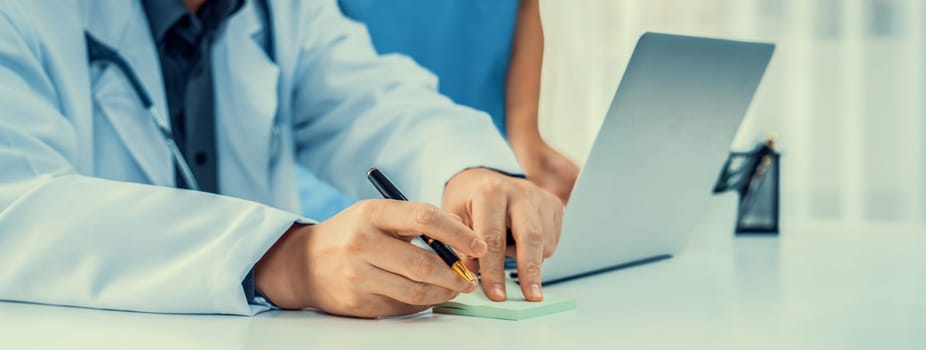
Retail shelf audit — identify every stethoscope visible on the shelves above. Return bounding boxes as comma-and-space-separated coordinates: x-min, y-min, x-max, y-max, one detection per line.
84, 0, 275, 192
85, 32, 202, 191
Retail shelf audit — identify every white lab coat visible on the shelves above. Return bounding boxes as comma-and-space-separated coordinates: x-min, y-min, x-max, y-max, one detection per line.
0, 0, 520, 315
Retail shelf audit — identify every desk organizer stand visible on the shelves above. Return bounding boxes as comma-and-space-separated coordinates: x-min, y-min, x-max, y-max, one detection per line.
713, 135, 781, 234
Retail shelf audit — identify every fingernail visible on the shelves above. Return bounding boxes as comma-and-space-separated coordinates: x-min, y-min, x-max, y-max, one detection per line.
492, 284, 506, 300
465, 281, 477, 293
529, 284, 543, 300
470, 238, 488, 255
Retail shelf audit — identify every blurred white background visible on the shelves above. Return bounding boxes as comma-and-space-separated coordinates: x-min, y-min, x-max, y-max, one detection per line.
538, 0, 925, 226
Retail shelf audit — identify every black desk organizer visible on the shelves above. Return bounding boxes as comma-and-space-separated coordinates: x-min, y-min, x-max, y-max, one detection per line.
713, 135, 781, 234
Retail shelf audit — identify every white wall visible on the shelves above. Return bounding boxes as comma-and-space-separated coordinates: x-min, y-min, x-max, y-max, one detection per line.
539, 0, 926, 225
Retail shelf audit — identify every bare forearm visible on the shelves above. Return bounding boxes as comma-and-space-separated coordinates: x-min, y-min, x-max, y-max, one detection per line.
505, 0, 544, 147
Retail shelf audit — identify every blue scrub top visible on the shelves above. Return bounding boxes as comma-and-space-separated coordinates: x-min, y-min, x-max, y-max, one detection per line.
338, 0, 519, 136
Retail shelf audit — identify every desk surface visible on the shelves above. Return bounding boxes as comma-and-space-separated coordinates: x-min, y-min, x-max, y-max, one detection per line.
2, 225, 924, 350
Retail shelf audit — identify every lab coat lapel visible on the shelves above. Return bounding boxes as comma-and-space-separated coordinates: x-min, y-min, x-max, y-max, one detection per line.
212, 2, 280, 199
81, 1, 173, 186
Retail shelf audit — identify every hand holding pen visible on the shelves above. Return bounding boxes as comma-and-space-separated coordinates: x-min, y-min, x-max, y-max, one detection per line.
367, 168, 479, 285
254, 181, 487, 318
254, 167, 562, 318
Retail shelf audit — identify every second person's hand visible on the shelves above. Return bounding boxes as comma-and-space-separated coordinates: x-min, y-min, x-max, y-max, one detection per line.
442, 168, 564, 302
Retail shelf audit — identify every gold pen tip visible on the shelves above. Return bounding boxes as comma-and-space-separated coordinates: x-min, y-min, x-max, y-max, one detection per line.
451, 261, 477, 284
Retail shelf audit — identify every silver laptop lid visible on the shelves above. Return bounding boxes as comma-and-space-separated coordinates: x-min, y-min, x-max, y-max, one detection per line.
542, 33, 774, 283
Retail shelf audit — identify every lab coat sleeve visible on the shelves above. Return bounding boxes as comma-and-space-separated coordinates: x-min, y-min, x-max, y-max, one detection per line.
0, 9, 303, 315
289, 0, 523, 206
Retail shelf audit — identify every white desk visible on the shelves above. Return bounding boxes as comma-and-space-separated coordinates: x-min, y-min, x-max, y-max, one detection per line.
2, 224, 924, 350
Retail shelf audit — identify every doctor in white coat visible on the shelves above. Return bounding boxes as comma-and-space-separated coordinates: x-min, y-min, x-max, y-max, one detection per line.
0, 0, 563, 318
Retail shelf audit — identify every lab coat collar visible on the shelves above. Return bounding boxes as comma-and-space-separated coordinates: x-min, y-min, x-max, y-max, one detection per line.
79, 0, 276, 189
212, 0, 281, 199
81, 0, 174, 185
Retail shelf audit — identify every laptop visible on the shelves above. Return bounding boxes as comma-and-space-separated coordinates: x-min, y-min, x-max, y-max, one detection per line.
540, 33, 775, 284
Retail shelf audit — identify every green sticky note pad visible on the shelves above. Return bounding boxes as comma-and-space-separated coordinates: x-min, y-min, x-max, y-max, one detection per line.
433, 280, 576, 320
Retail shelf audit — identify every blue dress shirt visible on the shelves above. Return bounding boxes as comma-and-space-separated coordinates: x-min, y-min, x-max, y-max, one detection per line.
299, 0, 519, 220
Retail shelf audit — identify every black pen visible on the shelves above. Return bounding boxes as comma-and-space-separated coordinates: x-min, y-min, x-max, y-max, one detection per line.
366, 168, 478, 285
